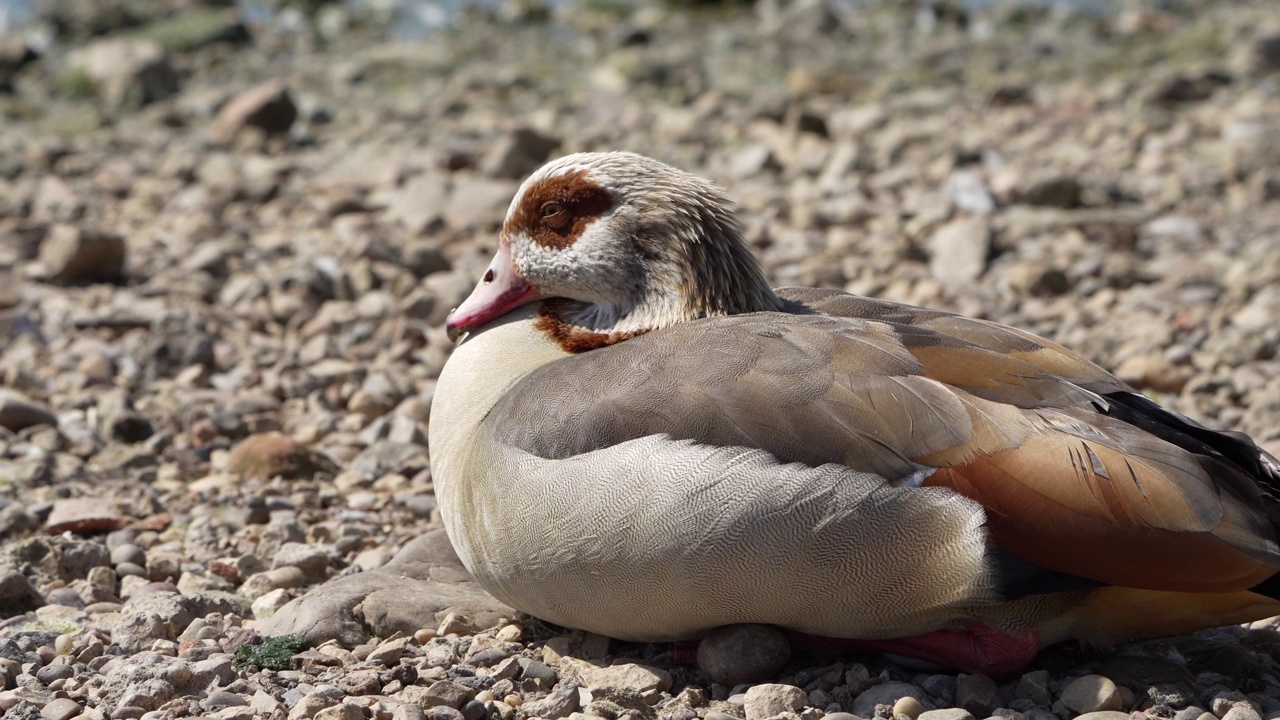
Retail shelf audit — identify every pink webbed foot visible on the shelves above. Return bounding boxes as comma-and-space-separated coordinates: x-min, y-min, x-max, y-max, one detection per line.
784, 624, 1041, 676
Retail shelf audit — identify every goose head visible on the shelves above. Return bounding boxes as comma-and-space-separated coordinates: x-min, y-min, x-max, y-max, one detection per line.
445, 151, 783, 350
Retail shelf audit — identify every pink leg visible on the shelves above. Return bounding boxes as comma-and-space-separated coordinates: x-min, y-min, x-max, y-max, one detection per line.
670, 639, 700, 664
784, 624, 1041, 676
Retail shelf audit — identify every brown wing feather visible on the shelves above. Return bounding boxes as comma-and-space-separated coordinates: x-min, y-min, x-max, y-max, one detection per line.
489, 290, 1280, 591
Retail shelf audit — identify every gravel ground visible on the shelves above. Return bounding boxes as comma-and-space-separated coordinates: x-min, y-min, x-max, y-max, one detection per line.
2, 1, 1280, 719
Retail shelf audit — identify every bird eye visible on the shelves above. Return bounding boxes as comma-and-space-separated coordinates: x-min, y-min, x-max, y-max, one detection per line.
540, 201, 571, 228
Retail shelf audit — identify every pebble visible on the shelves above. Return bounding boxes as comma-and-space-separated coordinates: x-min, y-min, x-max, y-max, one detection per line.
894, 696, 928, 720
112, 544, 148, 567
1060, 675, 1124, 715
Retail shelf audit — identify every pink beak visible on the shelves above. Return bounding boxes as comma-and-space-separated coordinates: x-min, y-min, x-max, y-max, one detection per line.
445, 239, 538, 341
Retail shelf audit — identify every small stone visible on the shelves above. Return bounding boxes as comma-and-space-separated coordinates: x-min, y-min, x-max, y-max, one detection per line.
743, 684, 807, 720
36, 663, 75, 684
112, 544, 147, 567
1015, 670, 1051, 706
418, 680, 476, 709
227, 433, 336, 481
1060, 675, 1123, 715
251, 588, 291, 619
521, 686, 579, 720
494, 624, 522, 643
954, 674, 1001, 717
894, 696, 927, 720
211, 79, 298, 143
928, 216, 990, 284
0, 389, 57, 432
1070, 714, 1130, 720
45, 497, 129, 535
697, 623, 791, 686
41, 698, 82, 720
38, 224, 126, 284
427, 707, 465, 720
271, 542, 331, 583
1019, 176, 1083, 208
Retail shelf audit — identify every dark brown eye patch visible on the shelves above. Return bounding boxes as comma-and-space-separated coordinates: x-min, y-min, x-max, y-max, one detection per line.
508, 169, 615, 250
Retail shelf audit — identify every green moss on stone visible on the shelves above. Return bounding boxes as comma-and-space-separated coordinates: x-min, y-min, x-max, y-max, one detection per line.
234, 633, 309, 670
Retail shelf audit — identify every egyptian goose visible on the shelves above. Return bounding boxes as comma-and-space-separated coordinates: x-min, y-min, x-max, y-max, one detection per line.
428, 151, 1280, 674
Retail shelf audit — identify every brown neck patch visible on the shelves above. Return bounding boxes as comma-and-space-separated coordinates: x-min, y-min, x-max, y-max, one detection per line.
534, 298, 646, 353
508, 169, 615, 250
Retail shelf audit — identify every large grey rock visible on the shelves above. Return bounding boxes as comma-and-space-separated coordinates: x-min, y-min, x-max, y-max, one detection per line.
251, 529, 512, 646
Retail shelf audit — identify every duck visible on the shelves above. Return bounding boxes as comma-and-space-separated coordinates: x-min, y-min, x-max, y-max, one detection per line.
428, 150, 1280, 675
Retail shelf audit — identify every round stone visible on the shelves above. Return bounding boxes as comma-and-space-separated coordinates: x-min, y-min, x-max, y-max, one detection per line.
696, 624, 791, 686
111, 543, 147, 568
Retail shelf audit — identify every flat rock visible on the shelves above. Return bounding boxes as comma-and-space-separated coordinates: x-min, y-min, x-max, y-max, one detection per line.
252, 530, 512, 646
44, 497, 130, 535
